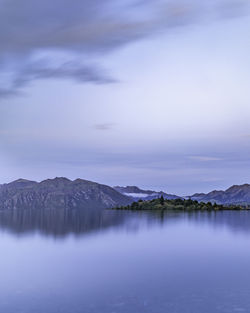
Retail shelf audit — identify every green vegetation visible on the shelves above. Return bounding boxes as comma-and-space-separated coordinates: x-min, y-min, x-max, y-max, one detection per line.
112, 198, 243, 211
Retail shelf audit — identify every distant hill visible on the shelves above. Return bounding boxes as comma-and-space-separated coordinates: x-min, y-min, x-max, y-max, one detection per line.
0, 177, 132, 210
113, 185, 181, 201
190, 184, 250, 205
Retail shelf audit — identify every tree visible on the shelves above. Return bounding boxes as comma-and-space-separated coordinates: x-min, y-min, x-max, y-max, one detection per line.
160, 195, 164, 205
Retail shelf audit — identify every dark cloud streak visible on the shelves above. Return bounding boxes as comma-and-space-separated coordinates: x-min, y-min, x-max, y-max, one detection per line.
0, 0, 249, 98
94, 123, 116, 131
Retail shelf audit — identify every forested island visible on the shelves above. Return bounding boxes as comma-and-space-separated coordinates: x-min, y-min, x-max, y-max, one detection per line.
112, 197, 244, 211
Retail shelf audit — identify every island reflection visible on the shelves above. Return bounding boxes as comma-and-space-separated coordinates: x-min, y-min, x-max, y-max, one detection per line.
0, 208, 250, 238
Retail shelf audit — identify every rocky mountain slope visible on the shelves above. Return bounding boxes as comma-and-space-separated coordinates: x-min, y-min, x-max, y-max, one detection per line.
113, 185, 181, 201
190, 184, 250, 205
2, 178, 250, 210
0, 178, 132, 210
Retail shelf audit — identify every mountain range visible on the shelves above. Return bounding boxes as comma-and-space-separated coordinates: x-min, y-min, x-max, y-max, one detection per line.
190, 184, 250, 205
113, 185, 181, 201
0, 177, 250, 210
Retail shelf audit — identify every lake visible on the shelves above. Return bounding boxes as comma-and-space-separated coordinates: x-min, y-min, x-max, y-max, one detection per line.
0, 209, 250, 313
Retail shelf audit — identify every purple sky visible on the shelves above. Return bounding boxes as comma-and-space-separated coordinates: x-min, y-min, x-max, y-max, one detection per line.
1, 0, 250, 195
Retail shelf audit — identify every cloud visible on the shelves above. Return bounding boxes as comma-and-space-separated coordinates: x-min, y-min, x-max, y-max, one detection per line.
0, 60, 116, 98
217, 0, 249, 18
188, 156, 224, 162
0, 0, 249, 98
94, 123, 116, 131
0, 87, 19, 98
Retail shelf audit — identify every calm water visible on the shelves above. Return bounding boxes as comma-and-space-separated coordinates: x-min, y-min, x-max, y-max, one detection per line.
0, 209, 250, 313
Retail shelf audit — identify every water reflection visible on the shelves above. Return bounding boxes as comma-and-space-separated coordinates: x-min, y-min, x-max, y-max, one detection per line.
0, 209, 127, 237
183, 210, 250, 235
0, 208, 250, 238
1, 209, 250, 313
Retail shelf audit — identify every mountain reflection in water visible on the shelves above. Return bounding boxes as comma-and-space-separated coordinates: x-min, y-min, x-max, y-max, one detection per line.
1, 209, 250, 313
0, 209, 250, 238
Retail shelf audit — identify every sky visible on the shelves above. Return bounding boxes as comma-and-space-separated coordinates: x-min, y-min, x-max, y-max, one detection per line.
1, 0, 250, 195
